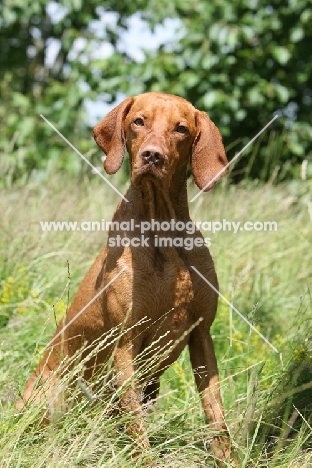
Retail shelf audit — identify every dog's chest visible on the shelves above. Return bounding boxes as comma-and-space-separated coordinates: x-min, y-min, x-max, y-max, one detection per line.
133, 247, 195, 331
133, 253, 195, 362
107, 245, 197, 336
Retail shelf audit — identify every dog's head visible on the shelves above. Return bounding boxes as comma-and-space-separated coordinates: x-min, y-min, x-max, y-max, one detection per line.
92, 92, 228, 191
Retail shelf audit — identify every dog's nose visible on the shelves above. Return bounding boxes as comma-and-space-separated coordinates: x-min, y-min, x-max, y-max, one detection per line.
141, 145, 165, 165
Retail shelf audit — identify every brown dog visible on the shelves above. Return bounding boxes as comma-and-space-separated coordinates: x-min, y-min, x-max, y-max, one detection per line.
18, 92, 231, 463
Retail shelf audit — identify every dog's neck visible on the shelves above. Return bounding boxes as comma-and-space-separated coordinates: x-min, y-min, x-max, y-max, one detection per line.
121, 164, 190, 222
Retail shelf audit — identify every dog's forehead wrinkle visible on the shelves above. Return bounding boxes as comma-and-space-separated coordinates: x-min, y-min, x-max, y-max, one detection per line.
131, 96, 195, 127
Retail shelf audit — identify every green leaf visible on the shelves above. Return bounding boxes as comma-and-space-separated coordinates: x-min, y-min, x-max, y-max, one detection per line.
272, 46, 291, 65
202, 54, 218, 69
300, 8, 312, 23
181, 71, 200, 88
203, 91, 218, 107
290, 27, 304, 42
247, 88, 265, 105
227, 28, 239, 49
274, 84, 289, 103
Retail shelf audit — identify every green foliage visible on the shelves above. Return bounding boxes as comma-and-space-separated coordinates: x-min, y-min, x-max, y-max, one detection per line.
102, 0, 312, 181
0, 0, 140, 183
0, 0, 312, 180
1, 0, 312, 183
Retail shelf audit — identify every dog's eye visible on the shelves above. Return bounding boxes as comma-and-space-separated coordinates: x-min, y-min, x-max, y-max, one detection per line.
133, 118, 144, 126
176, 125, 188, 134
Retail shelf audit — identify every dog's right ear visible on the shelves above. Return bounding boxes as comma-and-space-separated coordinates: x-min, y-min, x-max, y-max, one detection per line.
92, 97, 134, 174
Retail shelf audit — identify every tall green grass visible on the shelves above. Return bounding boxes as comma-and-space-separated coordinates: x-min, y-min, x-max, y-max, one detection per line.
0, 174, 311, 466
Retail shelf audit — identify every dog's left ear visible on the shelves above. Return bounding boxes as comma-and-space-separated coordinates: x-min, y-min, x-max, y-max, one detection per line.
191, 111, 228, 191
92, 97, 134, 174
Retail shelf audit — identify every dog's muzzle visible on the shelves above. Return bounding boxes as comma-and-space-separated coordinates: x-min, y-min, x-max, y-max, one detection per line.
140, 144, 166, 168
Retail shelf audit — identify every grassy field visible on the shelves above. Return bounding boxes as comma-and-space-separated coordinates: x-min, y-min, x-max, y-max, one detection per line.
0, 173, 311, 467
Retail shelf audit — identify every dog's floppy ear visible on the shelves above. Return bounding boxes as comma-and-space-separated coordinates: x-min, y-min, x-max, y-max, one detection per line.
191, 111, 228, 191
92, 97, 134, 174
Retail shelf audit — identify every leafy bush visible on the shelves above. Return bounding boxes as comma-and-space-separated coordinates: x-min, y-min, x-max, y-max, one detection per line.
1, 1, 312, 183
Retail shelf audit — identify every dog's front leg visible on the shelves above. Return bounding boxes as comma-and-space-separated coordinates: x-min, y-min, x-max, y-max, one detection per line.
189, 328, 233, 466
114, 345, 151, 452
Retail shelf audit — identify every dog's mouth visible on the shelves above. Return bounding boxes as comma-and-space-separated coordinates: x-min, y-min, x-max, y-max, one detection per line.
132, 163, 166, 185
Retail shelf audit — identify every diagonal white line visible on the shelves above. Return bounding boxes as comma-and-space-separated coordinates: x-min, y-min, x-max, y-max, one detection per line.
40, 114, 129, 202
42, 266, 128, 352
191, 266, 279, 353
190, 114, 279, 202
